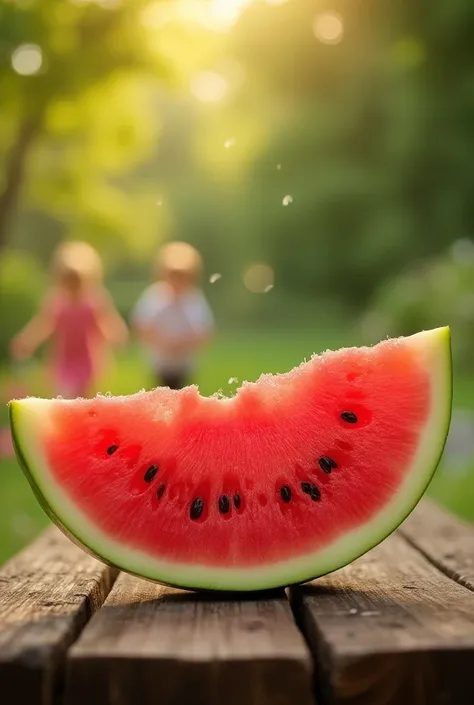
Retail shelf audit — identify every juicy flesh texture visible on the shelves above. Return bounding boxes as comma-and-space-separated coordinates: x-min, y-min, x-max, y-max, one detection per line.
42, 339, 431, 569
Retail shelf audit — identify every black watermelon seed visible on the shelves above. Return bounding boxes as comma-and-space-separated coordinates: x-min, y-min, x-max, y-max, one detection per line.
301, 482, 321, 501
190, 497, 204, 520
341, 411, 358, 424
280, 485, 292, 503
156, 483, 166, 499
144, 464, 159, 483
233, 493, 241, 509
106, 444, 118, 456
319, 456, 338, 474
219, 495, 230, 514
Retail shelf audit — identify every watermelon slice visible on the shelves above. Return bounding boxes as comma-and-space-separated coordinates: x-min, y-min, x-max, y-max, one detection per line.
9, 327, 452, 592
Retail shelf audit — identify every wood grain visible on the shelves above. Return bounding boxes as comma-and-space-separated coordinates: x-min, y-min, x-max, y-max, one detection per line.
399, 500, 474, 592
0, 527, 116, 705
290, 531, 474, 705
65, 573, 314, 705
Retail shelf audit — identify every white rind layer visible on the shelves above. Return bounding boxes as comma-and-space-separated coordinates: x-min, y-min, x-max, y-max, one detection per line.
9, 327, 452, 591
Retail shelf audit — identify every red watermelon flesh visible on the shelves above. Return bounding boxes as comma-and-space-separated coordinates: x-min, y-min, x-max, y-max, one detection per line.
9, 328, 451, 591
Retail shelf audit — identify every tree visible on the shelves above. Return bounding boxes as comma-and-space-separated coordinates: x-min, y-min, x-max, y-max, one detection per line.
0, 0, 168, 256
172, 0, 474, 312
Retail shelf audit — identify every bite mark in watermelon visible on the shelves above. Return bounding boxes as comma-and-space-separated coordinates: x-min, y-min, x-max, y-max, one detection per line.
9, 327, 452, 591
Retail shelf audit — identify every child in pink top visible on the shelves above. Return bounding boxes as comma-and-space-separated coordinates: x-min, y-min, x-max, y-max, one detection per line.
11, 241, 128, 398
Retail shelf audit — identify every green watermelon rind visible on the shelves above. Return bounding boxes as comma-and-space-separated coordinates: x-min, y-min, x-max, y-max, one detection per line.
9, 327, 452, 592
9, 417, 121, 574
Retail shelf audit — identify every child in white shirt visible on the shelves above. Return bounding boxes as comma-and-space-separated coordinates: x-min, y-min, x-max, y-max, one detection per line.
132, 241, 214, 390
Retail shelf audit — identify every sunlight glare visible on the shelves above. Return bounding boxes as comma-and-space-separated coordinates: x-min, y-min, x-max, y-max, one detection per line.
205, 0, 254, 32
141, 0, 255, 33
70, 0, 122, 6
313, 12, 344, 45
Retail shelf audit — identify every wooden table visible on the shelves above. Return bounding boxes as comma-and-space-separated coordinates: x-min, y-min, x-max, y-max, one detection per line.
1, 501, 474, 705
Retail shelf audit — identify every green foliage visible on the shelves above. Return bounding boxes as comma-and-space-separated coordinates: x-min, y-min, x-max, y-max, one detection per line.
3, 0, 474, 332
361, 240, 474, 370
0, 0, 168, 256
150, 0, 474, 314
0, 249, 45, 361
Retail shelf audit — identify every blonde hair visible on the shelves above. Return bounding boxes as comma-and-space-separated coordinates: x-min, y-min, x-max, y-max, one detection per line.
51, 241, 103, 289
156, 241, 203, 281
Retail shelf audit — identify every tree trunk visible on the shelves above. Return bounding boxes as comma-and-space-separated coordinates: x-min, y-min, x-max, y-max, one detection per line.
0, 115, 41, 254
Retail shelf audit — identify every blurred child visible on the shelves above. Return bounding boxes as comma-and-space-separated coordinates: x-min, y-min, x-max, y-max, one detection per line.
132, 241, 214, 390
10, 241, 128, 398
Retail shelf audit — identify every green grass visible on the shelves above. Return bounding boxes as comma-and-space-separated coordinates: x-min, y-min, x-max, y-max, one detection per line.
0, 326, 473, 566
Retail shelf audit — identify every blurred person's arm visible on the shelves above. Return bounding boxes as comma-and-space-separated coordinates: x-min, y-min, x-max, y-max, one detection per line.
135, 326, 182, 355
10, 299, 56, 359
96, 290, 129, 347
172, 329, 213, 353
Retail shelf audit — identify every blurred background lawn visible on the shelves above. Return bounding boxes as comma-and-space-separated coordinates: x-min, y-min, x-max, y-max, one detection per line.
1, 0, 474, 565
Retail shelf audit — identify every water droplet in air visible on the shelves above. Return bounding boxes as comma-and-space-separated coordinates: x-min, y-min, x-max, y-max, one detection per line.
361, 610, 380, 617
209, 273, 222, 284
282, 195, 293, 206
277, 164, 282, 170
228, 377, 239, 385
224, 138, 236, 149
348, 608, 358, 615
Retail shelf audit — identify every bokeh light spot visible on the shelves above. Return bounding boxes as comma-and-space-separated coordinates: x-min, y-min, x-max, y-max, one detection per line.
313, 12, 344, 45
243, 263, 275, 293
140, 1, 169, 29
451, 238, 474, 266
190, 71, 229, 103
11, 44, 43, 76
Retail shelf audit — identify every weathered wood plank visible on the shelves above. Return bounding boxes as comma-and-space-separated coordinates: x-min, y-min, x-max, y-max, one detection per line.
66, 573, 314, 705
291, 532, 474, 705
399, 499, 474, 592
0, 527, 117, 705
